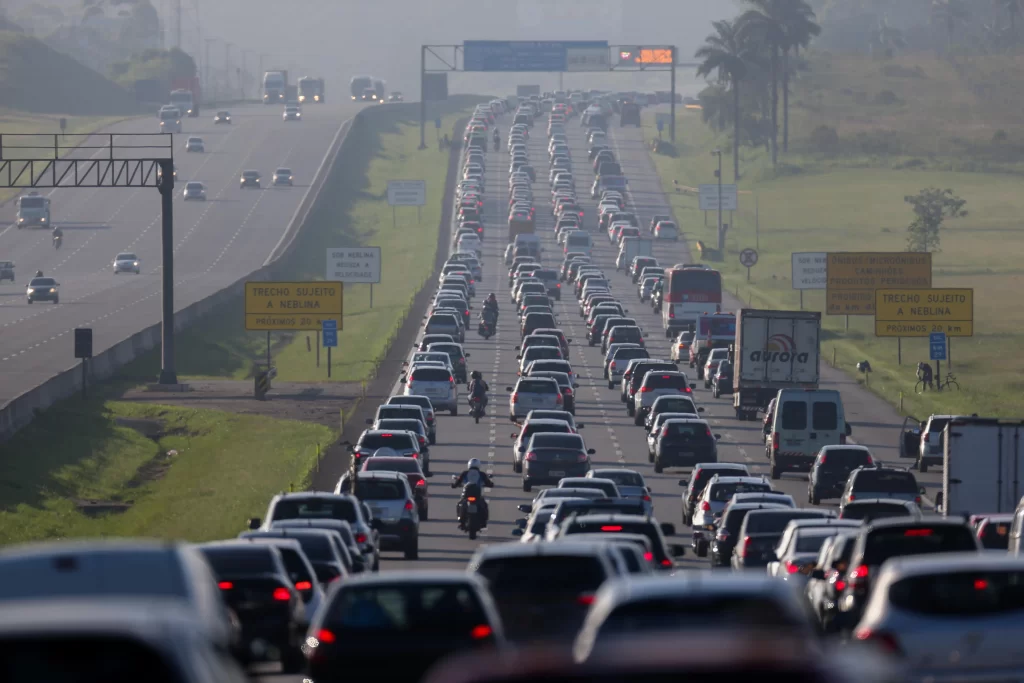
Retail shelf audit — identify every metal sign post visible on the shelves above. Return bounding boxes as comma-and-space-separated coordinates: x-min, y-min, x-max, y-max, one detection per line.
739, 248, 758, 282
74, 327, 93, 398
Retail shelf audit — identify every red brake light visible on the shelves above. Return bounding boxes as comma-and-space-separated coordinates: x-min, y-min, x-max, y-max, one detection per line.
640, 386, 650, 392
915, 496, 922, 505
415, 479, 426, 487
450, 376, 455, 383
381, 433, 393, 438
525, 451, 536, 460
785, 561, 800, 575
404, 500, 415, 511
467, 496, 477, 502
471, 624, 493, 640
661, 558, 673, 567
218, 581, 233, 590
355, 533, 367, 544
701, 501, 711, 511
834, 580, 847, 592
577, 593, 595, 605
643, 551, 654, 562
772, 432, 779, 451
642, 494, 651, 502
739, 536, 752, 558
512, 393, 519, 404
854, 629, 901, 655
905, 528, 933, 537
316, 628, 337, 643
273, 587, 292, 601
974, 578, 989, 590
851, 564, 870, 581
601, 525, 623, 531
294, 581, 312, 591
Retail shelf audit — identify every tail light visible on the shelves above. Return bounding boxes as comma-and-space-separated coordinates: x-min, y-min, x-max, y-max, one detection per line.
315, 628, 337, 644
849, 564, 870, 589
471, 624, 493, 640
644, 551, 654, 562
576, 452, 588, 462
848, 494, 855, 502
854, 629, 902, 655
555, 393, 563, 405
577, 593, 595, 605
272, 587, 292, 601
827, 570, 846, 592
415, 479, 426, 487
785, 561, 801, 575
772, 432, 779, 452
467, 496, 477, 502
915, 496, 922, 505
563, 387, 573, 395
449, 376, 455, 384
355, 533, 367, 544
458, 358, 465, 364
601, 525, 623, 531
683, 386, 692, 393
418, 436, 425, 446
706, 429, 713, 438
716, 529, 730, 542
525, 451, 537, 461
218, 581, 234, 590
739, 536, 752, 558
294, 581, 312, 591
661, 558, 673, 567
609, 361, 616, 370
642, 493, 651, 502
701, 501, 711, 511
865, 455, 873, 466
511, 393, 519, 403
404, 500, 415, 511
640, 386, 651, 392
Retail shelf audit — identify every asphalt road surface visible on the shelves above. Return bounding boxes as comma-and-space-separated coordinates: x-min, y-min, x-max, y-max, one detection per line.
0, 101, 361, 405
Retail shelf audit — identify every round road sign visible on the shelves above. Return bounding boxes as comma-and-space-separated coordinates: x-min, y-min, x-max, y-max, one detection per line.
739, 248, 759, 268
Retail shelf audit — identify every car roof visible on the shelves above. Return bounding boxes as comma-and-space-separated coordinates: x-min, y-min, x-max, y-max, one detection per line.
469, 540, 613, 563
337, 569, 491, 587
0, 597, 216, 638
876, 551, 1024, 578
709, 475, 769, 485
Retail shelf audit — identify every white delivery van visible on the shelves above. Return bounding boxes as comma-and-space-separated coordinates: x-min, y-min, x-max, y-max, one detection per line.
565, 231, 593, 256
513, 233, 542, 253
616, 237, 653, 270
766, 389, 850, 480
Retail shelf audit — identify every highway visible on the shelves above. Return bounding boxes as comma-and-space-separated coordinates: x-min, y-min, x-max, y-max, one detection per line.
0, 101, 361, 405
374, 103, 942, 572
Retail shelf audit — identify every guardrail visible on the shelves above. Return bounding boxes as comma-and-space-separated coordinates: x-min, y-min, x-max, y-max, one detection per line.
0, 103, 366, 441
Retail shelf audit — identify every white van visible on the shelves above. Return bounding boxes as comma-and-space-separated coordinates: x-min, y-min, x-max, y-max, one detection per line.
513, 233, 542, 254
766, 389, 851, 480
565, 231, 593, 256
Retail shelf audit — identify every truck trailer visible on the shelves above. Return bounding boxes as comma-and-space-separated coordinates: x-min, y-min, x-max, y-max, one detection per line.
732, 309, 821, 421
940, 417, 1024, 517
263, 70, 288, 103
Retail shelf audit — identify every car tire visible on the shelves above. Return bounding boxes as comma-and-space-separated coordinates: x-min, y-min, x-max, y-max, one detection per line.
654, 458, 663, 474
522, 480, 531, 492
633, 411, 644, 426
919, 461, 929, 473
713, 386, 720, 398
53, 297, 58, 304
770, 464, 781, 480
513, 460, 522, 474
420, 505, 429, 521
404, 537, 419, 560
608, 381, 614, 389
450, 406, 457, 416
808, 489, 819, 505
26, 299, 32, 304
429, 434, 436, 445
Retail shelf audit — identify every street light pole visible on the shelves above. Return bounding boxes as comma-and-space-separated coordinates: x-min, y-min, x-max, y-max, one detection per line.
713, 149, 724, 250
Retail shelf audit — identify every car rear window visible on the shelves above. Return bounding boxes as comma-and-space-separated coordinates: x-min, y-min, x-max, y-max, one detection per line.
841, 502, 912, 521
862, 525, 977, 565
359, 433, 415, 450
410, 367, 451, 382
428, 315, 458, 326
644, 373, 689, 389
795, 533, 835, 554
355, 479, 405, 500
324, 583, 489, 635
852, 470, 918, 493
271, 498, 357, 523
744, 510, 831, 534
376, 420, 423, 435
518, 379, 559, 394
597, 472, 644, 487
534, 269, 558, 280
524, 348, 562, 361
533, 372, 571, 387
378, 406, 423, 420
780, 401, 807, 430
709, 482, 771, 503
476, 556, 606, 595
530, 433, 585, 449
364, 458, 421, 474
812, 402, 838, 430
888, 570, 1024, 617
610, 327, 642, 342
597, 596, 805, 637
522, 422, 572, 438
630, 364, 676, 386
199, 547, 276, 575
0, 637, 181, 683
613, 348, 649, 363
664, 422, 712, 439
821, 449, 872, 467
525, 313, 556, 328
654, 397, 698, 414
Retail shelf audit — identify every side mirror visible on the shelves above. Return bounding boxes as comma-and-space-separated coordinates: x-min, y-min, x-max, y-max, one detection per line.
465, 353, 471, 358
512, 528, 524, 537
935, 491, 944, 511
402, 360, 409, 366
576, 423, 585, 429
660, 523, 676, 536
246, 517, 262, 530
845, 423, 853, 436
566, 338, 572, 343
690, 383, 697, 390
918, 486, 927, 496
399, 378, 407, 384
715, 434, 722, 440
669, 543, 686, 558
697, 407, 705, 412
516, 355, 522, 360
677, 479, 688, 488
515, 518, 527, 529
505, 387, 513, 392
515, 346, 521, 350
511, 433, 520, 439
517, 504, 531, 513
586, 448, 596, 455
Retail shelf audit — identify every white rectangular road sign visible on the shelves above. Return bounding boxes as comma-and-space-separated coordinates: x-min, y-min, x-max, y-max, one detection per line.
791, 252, 827, 290
387, 180, 426, 206
698, 184, 738, 211
326, 247, 381, 284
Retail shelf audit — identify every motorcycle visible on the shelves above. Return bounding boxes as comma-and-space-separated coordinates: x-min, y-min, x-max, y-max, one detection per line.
469, 395, 485, 423
477, 312, 496, 339
52, 235, 62, 250
452, 479, 486, 539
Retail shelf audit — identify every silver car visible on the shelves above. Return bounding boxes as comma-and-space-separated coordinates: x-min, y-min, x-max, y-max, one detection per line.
337, 470, 419, 560
283, 106, 302, 121
182, 181, 206, 200
402, 364, 458, 415
766, 520, 861, 586
425, 312, 464, 343
588, 468, 653, 516
185, 136, 204, 152
507, 377, 563, 421
113, 252, 140, 274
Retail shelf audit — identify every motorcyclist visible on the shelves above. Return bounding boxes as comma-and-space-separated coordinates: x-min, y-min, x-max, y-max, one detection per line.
35, 270, 43, 277
467, 370, 489, 414
452, 458, 493, 527
493, 128, 500, 151
52, 226, 63, 248
484, 293, 499, 316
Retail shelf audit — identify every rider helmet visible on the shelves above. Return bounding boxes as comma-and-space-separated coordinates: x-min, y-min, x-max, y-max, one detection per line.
467, 458, 482, 470
471, 370, 482, 380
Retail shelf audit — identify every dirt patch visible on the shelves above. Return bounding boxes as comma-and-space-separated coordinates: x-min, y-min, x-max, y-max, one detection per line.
74, 499, 133, 517
114, 417, 165, 439
125, 448, 178, 489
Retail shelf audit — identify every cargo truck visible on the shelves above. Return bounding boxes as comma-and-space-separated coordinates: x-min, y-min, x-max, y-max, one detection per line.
298, 77, 325, 103
732, 309, 821, 421
615, 237, 653, 271
263, 70, 288, 103
938, 417, 1024, 517
15, 192, 51, 229
169, 76, 200, 116
350, 76, 373, 100
373, 80, 386, 102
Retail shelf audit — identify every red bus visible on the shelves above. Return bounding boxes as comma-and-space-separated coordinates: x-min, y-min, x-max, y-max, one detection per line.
662, 264, 723, 336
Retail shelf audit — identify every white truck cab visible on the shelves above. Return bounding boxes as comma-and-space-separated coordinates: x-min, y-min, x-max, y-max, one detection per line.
16, 192, 50, 229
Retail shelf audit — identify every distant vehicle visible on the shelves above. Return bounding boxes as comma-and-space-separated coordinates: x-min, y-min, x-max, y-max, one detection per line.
213, 111, 231, 124
159, 107, 182, 133
620, 101, 641, 126
283, 105, 302, 121
388, 91, 404, 102
113, 252, 140, 274
183, 181, 206, 200
361, 87, 378, 102
15, 192, 50, 229
185, 136, 204, 152
298, 76, 325, 103
240, 170, 261, 189
168, 88, 196, 117
26, 276, 59, 304
0, 261, 13, 282
373, 79, 386, 102
273, 168, 294, 186
350, 75, 373, 100
263, 69, 288, 103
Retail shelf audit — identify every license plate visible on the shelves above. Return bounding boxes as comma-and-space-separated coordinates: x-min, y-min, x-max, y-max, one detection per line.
371, 508, 386, 518
549, 470, 565, 477
467, 504, 478, 513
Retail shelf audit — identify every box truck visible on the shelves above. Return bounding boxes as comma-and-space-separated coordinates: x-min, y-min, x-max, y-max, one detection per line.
939, 418, 1024, 517
732, 309, 821, 421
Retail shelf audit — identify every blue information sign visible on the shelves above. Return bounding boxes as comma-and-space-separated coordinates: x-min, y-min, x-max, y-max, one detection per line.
463, 41, 607, 72
656, 119, 664, 132
435, 117, 442, 129
929, 332, 946, 361
322, 319, 338, 348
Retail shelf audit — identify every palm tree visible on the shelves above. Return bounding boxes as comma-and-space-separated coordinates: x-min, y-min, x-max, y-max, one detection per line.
779, 0, 820, 152
738, 0, 788, 166
695, 19, 750, 180
871, 16, 906, 58
931, 0, 970, 50
1000, 0, 1024, 35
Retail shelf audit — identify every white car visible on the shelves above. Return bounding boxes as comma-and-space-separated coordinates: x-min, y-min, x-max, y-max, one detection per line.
182, 181, 206, 200
283, 106, 302, 121
654, 220, 679, 240
113, 252, 140, 274
184, 136, 204, 152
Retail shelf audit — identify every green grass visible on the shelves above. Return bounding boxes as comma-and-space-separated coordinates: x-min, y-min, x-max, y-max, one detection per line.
646, 56, 1024, 420
0, 396, 332, 544
125, 97, 488, 384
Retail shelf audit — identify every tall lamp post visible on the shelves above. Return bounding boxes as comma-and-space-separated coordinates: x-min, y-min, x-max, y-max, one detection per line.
712, 148, 724, 250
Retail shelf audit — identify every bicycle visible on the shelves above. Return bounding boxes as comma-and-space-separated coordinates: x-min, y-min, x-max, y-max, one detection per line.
915, 372, 960, 394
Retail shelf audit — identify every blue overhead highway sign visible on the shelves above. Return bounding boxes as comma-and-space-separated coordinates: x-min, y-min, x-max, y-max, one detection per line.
463, 41, 608, 72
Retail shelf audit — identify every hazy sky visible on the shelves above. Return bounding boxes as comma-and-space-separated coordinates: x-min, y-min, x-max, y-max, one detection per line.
162, 0, 738, 96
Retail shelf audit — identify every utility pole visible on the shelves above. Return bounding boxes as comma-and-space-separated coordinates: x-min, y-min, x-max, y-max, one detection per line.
225, 43, 232, 98
173, 0, 182, 49
713, 149, 724, 250
204, 38, 215, 104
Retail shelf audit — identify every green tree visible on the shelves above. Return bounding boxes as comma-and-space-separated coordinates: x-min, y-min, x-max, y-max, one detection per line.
738, 0, 791, 166
931, 0, 970, 50
904, 188, 967, 252
695, 18, 751, 180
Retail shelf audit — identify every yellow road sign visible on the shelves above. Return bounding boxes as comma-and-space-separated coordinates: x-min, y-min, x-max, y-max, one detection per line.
245, 281, 343, 331
874, 288, 973, 337
826, 252, 932, 315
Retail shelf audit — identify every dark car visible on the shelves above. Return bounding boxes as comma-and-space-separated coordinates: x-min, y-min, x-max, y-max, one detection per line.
807, 446, 875, 504
26, 276, 58, 304
417, 333, 455, 351
711, 360, 733, 398
240, 170, 261, 188
522, 312, 557, 338
304, 572, 503, 681
653, 419, 721, 473
732, 508, 836, 570
0, 261, 13, 282
555, 513, 683, 570
240, 527, 352, 582
838, 498, 918, 522
196, 541, 306, 672
521, 432, 594, 492
710, 503, 790, 567
678, 463, 749, 527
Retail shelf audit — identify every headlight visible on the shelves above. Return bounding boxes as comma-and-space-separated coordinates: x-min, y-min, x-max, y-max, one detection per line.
18, 218, 24, 222
26, 288, 33, 294
299, 96, 305, 102
134, 261, 139, 266
49, 288, 56, 293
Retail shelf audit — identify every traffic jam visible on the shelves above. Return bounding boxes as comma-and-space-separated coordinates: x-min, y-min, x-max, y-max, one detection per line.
0, 91, 1021, 683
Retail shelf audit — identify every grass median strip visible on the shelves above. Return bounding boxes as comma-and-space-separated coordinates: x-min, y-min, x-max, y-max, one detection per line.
646, 108, 1024, 419
0, 396, 332, 544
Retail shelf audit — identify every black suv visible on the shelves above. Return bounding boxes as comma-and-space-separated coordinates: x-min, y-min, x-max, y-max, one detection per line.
807, 445, 875, 504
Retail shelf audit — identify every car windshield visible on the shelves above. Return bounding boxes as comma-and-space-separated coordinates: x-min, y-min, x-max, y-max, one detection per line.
20, 197, 44, 208
354, 478, 405, 500
711, 482, 772, 502
359, 433, 415, 450
597, 596, 805, 637
29, 278, 55, 287
594, 471, 644, 487
863, 525, 978, 565
243, 171, 259, 178
116, 253, 136, 260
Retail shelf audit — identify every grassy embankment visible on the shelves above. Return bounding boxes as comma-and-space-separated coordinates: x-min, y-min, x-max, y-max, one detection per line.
129, 97, 485, 383
647, 52, 1024, 419
0, 98, 483, 545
